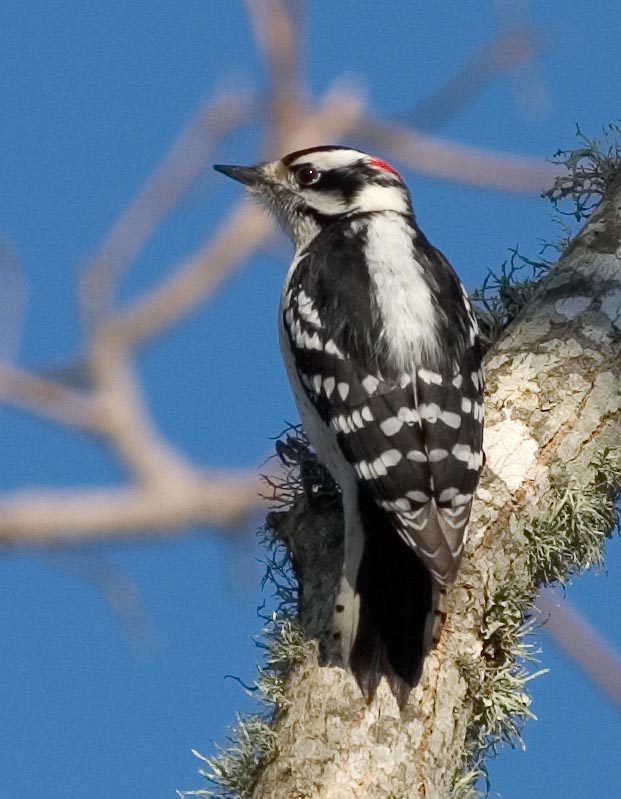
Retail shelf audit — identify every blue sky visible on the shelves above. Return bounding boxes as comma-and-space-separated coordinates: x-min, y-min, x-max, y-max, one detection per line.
1, 2, 620, 797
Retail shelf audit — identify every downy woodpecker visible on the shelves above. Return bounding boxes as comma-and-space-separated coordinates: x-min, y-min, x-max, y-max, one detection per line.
214, 146, 484, 707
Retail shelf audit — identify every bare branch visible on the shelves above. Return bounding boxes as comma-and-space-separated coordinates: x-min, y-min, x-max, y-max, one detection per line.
537, 590, 621, 708
0, 363, 102, 431
492, 0, 552, 121
107, 199, 274, 347
356, 114, 560, 193
245, 0, 304, 139
406, 26, 549, 131
270, 84, 367, 154
48, 551, 155, 652
0, 240, 27, 362
88, 335, 208, 485
0, 471, 264, 545
80, 92, 254, 327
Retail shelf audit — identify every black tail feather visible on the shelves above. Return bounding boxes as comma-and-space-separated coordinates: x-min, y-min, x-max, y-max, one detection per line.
350, 490, 433, 708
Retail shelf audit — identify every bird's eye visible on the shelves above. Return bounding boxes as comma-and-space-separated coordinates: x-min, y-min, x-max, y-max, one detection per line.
294, 165, 321, 187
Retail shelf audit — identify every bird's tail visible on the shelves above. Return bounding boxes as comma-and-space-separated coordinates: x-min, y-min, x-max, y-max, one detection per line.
338, 489, 443, 708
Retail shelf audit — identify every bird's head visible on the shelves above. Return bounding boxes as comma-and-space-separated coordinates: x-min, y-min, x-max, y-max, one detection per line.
214, 145, 411, 247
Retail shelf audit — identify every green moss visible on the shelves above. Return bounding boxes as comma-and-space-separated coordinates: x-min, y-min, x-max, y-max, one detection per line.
178, 716, 279, 799
526, 448, 621, 585
255, 616, 311, 708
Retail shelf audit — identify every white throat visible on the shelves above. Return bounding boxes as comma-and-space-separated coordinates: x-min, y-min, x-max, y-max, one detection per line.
363, 212, 440, 370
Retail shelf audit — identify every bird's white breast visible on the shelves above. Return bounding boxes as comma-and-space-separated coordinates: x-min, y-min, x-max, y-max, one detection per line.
364, 212, 440, 371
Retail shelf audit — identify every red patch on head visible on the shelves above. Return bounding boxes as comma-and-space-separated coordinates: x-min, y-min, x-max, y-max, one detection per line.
369, 158, 402, 181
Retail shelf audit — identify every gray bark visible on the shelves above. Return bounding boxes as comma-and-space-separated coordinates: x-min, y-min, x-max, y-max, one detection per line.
252, 176, 621, 799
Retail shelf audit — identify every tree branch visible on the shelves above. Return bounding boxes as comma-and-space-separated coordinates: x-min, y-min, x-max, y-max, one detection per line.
0, 472, 264, 545
245, 0, 304, 138
536, 590, 621, 708
107, 200, 273, 347
230, 174, 621, 798
80, 92, 254, 327
0, 363, 101, 431
356, 114, 559, 193
404, 26, 549, 131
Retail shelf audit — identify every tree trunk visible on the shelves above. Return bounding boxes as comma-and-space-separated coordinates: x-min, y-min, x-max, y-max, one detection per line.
248, 176, 621, 799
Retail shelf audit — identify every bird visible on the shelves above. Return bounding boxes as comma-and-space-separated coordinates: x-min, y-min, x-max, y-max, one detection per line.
214, 145, 484, 707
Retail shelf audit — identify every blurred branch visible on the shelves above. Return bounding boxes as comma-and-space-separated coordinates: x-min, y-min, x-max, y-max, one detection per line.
0, 363, 101, 431
2, 5, 562, 554
245, 0, 304, 130
493, 0, 552, 121
48, 551, 155, 652
80, 92, 255, 328
0, 471, 263, 545
357, 114, 559, 193
107, 200, 273, 347
406, 26, 548, 131
0, 240, 27, 363
537, 590, 621, 709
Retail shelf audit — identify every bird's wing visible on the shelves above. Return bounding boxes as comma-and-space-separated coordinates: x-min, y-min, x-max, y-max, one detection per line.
282, 274, 484, 586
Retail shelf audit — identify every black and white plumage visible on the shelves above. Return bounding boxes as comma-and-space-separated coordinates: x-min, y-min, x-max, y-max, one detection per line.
214, 146, 484, 706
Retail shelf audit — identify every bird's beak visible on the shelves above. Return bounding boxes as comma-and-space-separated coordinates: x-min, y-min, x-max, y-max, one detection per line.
213, 163, 263, 186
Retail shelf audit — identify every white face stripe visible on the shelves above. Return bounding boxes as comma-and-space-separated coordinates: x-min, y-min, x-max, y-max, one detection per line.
285, 148, 366, 172
296, 192, 348, 216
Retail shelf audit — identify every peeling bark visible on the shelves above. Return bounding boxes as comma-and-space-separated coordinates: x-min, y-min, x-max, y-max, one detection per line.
252, 176, 621, 799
